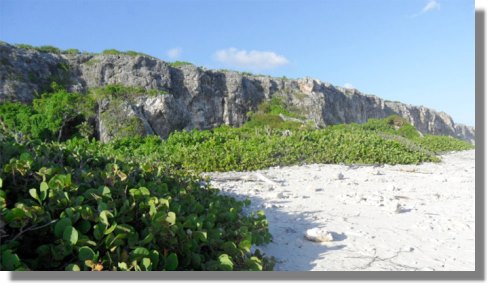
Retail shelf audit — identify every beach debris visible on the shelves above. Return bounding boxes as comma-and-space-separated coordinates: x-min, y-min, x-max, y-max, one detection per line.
262, 203, 274, 209
255, 172, 280, 186
337, 172, 345, 180
277, 192, 290, 199
304, 228, 334, 242
395, 203, 411, 214
314, 187, 324, 192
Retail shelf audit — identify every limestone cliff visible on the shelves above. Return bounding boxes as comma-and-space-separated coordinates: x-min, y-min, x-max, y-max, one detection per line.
0, 42, 475, 143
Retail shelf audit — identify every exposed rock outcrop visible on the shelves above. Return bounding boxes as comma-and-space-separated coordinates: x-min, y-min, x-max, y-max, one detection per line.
0, 42, 475, 143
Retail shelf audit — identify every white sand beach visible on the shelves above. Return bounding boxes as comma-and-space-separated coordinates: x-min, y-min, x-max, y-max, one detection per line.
204, 150, 475, 271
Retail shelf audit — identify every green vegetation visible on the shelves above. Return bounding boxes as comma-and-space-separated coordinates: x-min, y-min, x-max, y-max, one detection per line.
0, 135, 274, 271
84, 58, 101, 66
242, 95, 310, 130
15, 44, 61, 54
100, 100, 146, 141
36, 45, 62, 54
102, 49, 123, 55
62, 49, 81, 55
102, 49, 149, 57
0, 87, 474, 271
15, 44, 34, 50
90, 84, 163, 101
168, 61, 194, 68
0, 88, 93, 141
415, 135, 473, 153
11, 43, 149, 58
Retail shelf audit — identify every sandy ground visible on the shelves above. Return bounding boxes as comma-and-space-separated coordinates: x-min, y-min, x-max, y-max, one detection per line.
203, 150, 475, 271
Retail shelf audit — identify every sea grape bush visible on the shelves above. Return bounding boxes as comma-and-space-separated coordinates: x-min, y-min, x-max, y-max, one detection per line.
0, 135, 274, 271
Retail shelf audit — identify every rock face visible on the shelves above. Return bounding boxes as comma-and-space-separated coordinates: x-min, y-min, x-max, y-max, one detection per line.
0, 42, 475, 143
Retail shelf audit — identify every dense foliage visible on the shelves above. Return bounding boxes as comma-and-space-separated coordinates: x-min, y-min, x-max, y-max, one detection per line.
0, 86, 474, 271
0, 135, 274, 271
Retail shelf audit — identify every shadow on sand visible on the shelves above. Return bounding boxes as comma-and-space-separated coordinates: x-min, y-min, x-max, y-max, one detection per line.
222, 190, 346, 271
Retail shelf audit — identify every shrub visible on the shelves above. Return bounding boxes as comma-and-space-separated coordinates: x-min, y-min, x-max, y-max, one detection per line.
15, 44, 34, 50
63, 49, 81, 55
100, 49, 149, 57
0, 88, 95, 142
0, 102, 34, 137
416, 135, 474, 153
169, 61, 194, 68
90, 84, 162, 101
102, 49, 122, 55
0, 136, 274, 271
35, 46, 61, 54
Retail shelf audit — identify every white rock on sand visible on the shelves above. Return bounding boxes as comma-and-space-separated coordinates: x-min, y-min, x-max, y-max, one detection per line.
203, 150, 475, 271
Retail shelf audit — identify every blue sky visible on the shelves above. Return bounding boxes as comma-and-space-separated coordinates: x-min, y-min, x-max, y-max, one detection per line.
0, 0, 475, 126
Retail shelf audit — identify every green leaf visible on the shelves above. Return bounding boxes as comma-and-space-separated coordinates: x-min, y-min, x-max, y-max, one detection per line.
246, 256, 263, 271
4, 208, 26, 223
118, 262, 128, 271
28, 188, 39, 202
194, 231, 207, 242
97, 201, 108, 212
222, 241, 239, 256
149, 250, 160, 267
139, 187, 150, 197
140, 233, 154, 245
77, 220, 91, 234
165, 253, 178, 271
78, 246, 96, 262
54, 217, 72, 238
1, 250, 22, 270
127, 232, 139, 247
19, 152, 32, 162
65, 263, 81, 271
101, 186, 111, 199
218, 254, 234, 271
0, 178, 2, 188
129, 188, 141, 198
93, 223, 105, 240
141, 257, 152, 271
99, 210, 112, 226
165, 212, 176, 226
239, 237, 252, 253
39, 182, 48, 201
131, 247, 150, 263
132, 247, 150, 257
104, 223, 117, 235
63, 226, 78, 245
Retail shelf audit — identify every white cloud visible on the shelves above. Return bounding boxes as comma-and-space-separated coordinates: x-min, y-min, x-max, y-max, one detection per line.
343, 83, 355, 89
421, 0, 441, 13
213, 48, 289, 69
167, 48, 182, 59
411, 0, 441, 17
